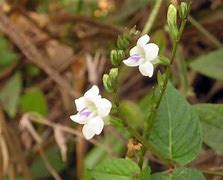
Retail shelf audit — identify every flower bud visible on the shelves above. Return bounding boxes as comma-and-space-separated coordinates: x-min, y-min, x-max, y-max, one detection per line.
110, 50, 119, 66
179, 2, 188, 19
103, 74, 113, 93
117, 36, 129, 50
157, 55, 170, 65
109, 68, 118, 83
167, 4, 178, 40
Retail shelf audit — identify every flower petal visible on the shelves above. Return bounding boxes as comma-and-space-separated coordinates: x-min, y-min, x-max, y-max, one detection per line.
82, 116, 104, 139
70, 113, 89, 124
137, 34, 150, 48
123, 55, 142, 67
139, 61, 154, 77
84, 85, 100, 101
75, 97, 87, 111
95, 98, 112, 117
130, 46, 139, 56
144, 43, 159, 61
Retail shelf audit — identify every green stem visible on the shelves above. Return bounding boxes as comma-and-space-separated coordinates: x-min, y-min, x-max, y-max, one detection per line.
142, 0, 163, 34
139, 1, 193, 168
112, 73, 169, 165
188, 15, 222, 48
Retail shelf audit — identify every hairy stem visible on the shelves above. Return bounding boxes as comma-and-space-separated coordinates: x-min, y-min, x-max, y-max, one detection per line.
139, 1, 193, 168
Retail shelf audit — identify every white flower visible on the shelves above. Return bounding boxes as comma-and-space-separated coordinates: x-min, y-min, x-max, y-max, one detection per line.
70, 85, 112, 140
123, 34, 159, 77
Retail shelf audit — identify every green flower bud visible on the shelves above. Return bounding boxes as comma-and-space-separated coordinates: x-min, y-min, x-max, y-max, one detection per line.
179, 2, 188, 19
103, 74, 113, 93
157, 55, 170, 65
109, 68, 118, 82
167, 4, 179, 40
110, 50, 119, 66
117, 36, 129, 50
117, 50, 125, 60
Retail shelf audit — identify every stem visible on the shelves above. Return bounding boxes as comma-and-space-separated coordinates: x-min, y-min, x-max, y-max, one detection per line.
142, 0, 163, 34
112, 72, 170, 165
139, 1, 193, 168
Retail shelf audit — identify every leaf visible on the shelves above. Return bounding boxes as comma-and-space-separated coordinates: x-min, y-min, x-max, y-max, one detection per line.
0, 35, 18, 71
151, 168, 205, 180
89, 158, 140, 180
193, 103, 223, 154
140, 167, 151, 180
148, 83, 202, 164
0, 73, 22, 117
31, 146, 67, 179
190, 48, 223, 80
20, 88, 48, 116
120, 101, 144, 129
172, 168, 205, 180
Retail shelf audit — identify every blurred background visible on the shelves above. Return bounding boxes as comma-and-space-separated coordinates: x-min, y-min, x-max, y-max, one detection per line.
0, 0, 223, 179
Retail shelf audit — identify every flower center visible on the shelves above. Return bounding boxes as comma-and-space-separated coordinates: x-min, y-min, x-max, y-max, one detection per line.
130, 54, 141, 62
79, 107, 91, 117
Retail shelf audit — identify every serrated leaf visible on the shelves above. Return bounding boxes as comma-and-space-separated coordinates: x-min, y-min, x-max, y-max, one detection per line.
190, 48, 223, 80
0, 73, 22, 117
148, 83, 202, 164
193, 103, 223, 154
20, 88, 48, 116
89, 158, 140, 180
151, 168, 205, 180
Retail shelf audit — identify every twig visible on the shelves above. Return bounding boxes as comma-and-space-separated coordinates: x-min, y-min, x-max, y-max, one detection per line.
0, 107, 33, 180
24, 113, 113, 155
142, 0, 164, 34
0, 10, 79, 98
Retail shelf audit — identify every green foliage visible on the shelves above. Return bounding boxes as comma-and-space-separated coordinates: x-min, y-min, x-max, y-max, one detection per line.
88, 158, 140, 180
0, 73, 22, 117
151, 168, 205, 180
140, 167, 151, 180
31, 146, 67, 179
190, 48, 223, 80
20, 88, 48, 116
120, 101, 144, 130
194, 103, 223, 154
148, 83, 202, 164
0, 35, 18, 71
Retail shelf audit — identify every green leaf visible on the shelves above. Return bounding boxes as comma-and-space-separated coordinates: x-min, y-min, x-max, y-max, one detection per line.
193, 103, 223, 154
0, 35, 18, 71
148, 83, 202, 164
120, 101, 144, 129
20, 88, 48, 116
140, 167, 151, 180
89, 158, 140, 180
31, 146, 66, 179
172, 168, 205, 180
190, 48, 223, 80
151, 168, 205, 180
0, 73, 22, 117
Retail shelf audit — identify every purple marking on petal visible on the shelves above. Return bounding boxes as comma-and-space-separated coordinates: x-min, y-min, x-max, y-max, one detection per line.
129, 54, 141, 62
80, 107, 91, 117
